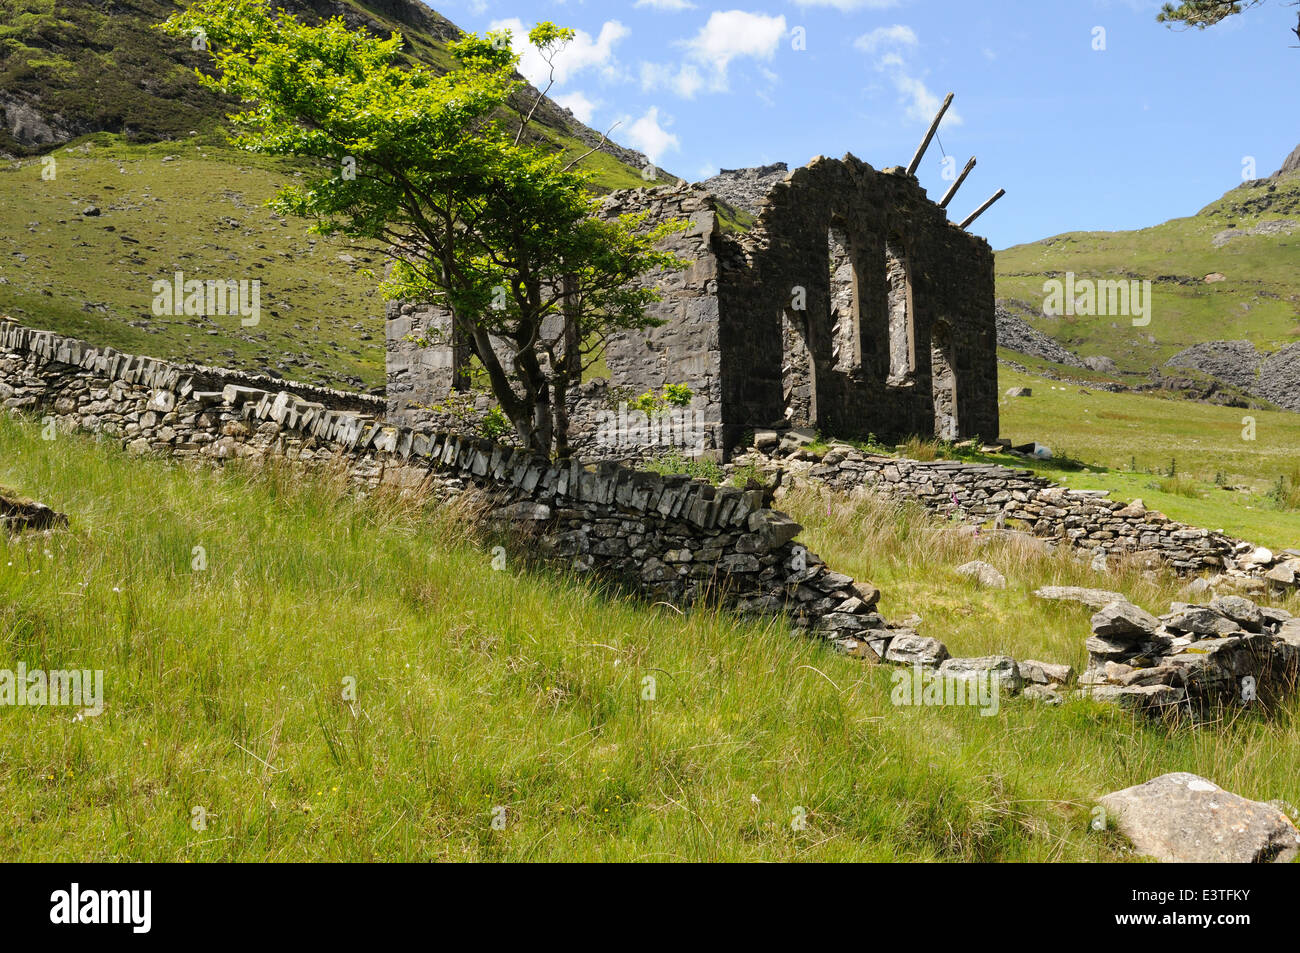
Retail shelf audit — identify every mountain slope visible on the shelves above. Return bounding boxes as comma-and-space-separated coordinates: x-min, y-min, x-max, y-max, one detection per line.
0, 0, 657, 185
0, 0, 665, 386
996, 149, 1300, 387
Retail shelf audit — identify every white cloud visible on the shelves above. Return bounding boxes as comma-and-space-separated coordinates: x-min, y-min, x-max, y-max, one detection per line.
853, 24, 917, 54
792, 0, 900, 9
634, 0, 696, 10
488, 18, 630, 88
888, 71, 960, 126
554, 91, 601, 124
623, 106, 680, 164
683, 10, 787, 91
856, 25, 962, 127
640, 61, 705, 99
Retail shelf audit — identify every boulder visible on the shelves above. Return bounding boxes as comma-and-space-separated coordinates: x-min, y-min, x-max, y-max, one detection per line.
883, 632, 950, 668
1163, 606, 1242, 638
1209, 595, 1264, 631
937, 656, 1023, 695
1019, 658, 1075, 686
1091, 601, 1160, 639
1084, 683, 1185, 711
1034, 586, 1127, 610
1098, 773, 1300, 863
955, 560, 1007, 589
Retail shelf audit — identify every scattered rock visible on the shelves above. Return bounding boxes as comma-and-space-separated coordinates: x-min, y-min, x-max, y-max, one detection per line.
955, 560, 1006, 589
0, 489, 68, 532
883, 632, 950, 668
1034, 586, 1127, 610
938, 655, 1022, 695
1019, 659, 1074, 686
1098, 773, 1300, 863
1091, 601, 1160, 639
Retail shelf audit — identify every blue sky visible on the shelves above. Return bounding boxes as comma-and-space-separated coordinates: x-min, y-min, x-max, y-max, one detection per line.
431, 0, 1299, 250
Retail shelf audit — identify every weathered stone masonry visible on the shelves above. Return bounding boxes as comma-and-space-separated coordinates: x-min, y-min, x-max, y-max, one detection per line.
0, 319, 900, 647
8, 319, 1300, 715
387, 155, 1001, 458
736, 442, 1300, 587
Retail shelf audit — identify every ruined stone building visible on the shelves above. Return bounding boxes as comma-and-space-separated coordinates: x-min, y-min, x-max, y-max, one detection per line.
386, 153, 1000, 459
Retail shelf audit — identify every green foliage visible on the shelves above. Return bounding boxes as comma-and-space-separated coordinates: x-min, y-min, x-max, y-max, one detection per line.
160, 0, 685, 457
642, 449, 723, 484
729, 461, 765, 489
662, 383, 693, 408
1268, 469, 1300, 511
1157, 1, 1260, 29
479, 406, 511, 441
631, 384, 693, 415
1150, 475, 1206, 499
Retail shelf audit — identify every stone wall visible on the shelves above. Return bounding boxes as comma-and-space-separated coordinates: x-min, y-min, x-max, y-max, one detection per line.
384, 185, 725, 457
715, 155, 1000, 450
10, 319, 1299, 717
0, 319, 889, 642
737, 441, 1300, 583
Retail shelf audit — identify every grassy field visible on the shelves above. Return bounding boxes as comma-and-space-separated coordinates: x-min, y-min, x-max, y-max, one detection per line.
2, 415, 1299, 861
0, 135, 389, 389
995, 365, 1300, 551
995, 167, 1300, 379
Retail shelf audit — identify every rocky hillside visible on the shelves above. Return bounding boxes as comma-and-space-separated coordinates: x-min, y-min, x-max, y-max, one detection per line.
0, 0, 657, 183
0, 0, 669, 387
995, 305, 1086, 369
996, 145, 1300, 394
1166, 340, 1300, 412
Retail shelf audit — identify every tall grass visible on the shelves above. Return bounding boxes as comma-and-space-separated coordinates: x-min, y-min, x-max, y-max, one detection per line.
1269, 467, 1300, 512
0, 416, 1298, 861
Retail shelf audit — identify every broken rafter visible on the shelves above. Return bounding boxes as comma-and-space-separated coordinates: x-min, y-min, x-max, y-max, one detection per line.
938, 156, 977, 209
905, 92, 954, 177
958, 188, 1006, 230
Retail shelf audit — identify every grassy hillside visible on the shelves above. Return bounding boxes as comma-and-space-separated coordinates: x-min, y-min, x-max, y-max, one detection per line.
0, 135, 388, 388
0, 0, 659, 387
997, 365, 1300, 551
2, 416, 1299, 861
996, 167, 1300, 378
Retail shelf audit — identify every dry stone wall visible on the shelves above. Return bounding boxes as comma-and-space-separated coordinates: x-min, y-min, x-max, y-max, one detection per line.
0, 319, 895, 642
736, 441, 1300, 583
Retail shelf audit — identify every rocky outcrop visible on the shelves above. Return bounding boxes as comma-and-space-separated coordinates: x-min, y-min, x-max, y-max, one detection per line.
1272, 142, 1300, 180
1165, 339, 1300, 412
1099, 773, 1300, 863
0, 489, 67, 532
696, 163, 789, 218
994, 305, 1087, 368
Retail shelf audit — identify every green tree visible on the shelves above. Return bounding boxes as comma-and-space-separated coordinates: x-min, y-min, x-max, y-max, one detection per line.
161, 1, 683, 458
1157, 1, 1300, 45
